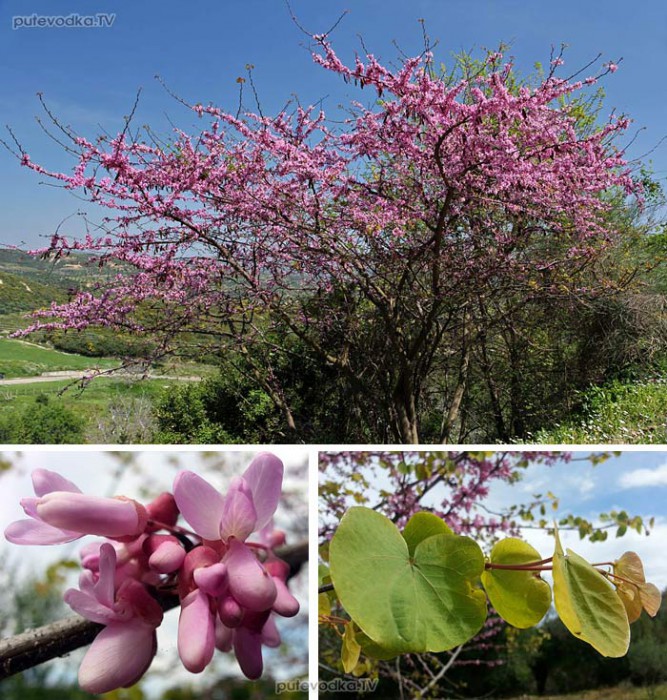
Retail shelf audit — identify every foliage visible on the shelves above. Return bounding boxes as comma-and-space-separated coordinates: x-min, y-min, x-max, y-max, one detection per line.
0, 378, 178, 444
533, 379, 667, 443
0, 394, 85, 443
43, 327, 155, 360
319, 451, 659, 698
0, 270, 66, 314
325, 506, 658, 666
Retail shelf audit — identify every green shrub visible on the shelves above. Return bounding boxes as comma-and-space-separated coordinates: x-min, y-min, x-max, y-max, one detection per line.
531, 379, 667, 443
0, 395, 85, 444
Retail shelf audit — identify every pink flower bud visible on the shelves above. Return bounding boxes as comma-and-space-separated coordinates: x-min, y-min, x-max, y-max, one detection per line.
178, 589, 215, 673
218, 595, 244, 628
215, 618, 233, 652
193, 562, 228, 597
178, 546, 219, 598
233, 625, 264, 680
36, 493, 148, 539
146, 492, 180, 530
144, 535, 186, 574
271, 577, 300, 618
261, 615, 282, 648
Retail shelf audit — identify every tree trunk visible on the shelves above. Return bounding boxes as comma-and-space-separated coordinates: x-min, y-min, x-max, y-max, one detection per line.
440, 315, 471, 443
391, 372, 420, 443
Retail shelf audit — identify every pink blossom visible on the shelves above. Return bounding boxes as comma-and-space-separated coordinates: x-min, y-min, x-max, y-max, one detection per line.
64, 543, 163, 693
6, 460, 300, 687
36, 492, 148, 539
4, 469, 149, 543
4, 469, 84, 545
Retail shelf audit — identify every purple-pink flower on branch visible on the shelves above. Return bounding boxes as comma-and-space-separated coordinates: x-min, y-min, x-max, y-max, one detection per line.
64, 543, 163, 694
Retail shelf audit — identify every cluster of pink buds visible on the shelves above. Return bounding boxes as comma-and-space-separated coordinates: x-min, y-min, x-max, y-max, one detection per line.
4, 453, 300, 694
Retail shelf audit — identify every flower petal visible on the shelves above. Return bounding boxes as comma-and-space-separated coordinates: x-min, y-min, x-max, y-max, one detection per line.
178, 588, 215, 673
261, 615, 282, 648
233, 625, 264, 680
31, 468, 82, 497
95, 543, 117, 609
4, 518, 81, 545
173, 471, 225, 540
242, 453, 284, 531
64, 589, 120, 625
219, 477, 257, 542
78, 620, 157, 694
225, 540, 276, 611
194, 562, 228, 597
36, 492, 146, 538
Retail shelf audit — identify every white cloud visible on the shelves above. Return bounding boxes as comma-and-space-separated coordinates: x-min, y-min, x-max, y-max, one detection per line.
619, 463, 667, 489
519, 517, 667, 592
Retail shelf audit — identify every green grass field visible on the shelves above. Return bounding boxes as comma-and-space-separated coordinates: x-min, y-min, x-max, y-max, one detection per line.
0, 376, 181, 443
532, 380, 667, 444
0, 338, 120, 378
510, 683, 667, 700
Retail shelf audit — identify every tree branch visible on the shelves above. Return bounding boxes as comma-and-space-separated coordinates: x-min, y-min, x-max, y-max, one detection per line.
0, 540, 308, 681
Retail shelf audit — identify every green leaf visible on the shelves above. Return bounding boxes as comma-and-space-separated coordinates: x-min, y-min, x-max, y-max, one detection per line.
481, 538, 551, 628
402, 511, 452, 556
329, 507, 487, 655
356, 630, 399, 660
552, 528, 629, 657
319, 592, 332, 617
341, 623, 361, 673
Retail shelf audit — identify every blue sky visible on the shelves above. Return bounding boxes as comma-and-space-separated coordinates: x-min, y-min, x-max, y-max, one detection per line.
0, 0, 665, 247
475, 450, 667, 590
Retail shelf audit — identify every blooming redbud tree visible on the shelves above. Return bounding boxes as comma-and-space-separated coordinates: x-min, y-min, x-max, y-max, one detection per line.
7, 35, 643, 443
3, 453, 302, 694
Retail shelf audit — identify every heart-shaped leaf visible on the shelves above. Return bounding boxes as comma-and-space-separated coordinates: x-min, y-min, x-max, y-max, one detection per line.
329, 507, 487, 655
552, 528, 629, 657
481, 538, 551, 628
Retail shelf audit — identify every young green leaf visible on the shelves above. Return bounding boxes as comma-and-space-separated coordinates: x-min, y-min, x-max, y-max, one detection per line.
329, 507, 486, 656
341, 623, 361, 673
402, 511, 453, 556
329, 507, 487, 655
552, 527, 630, 657
481, 538, 551, 628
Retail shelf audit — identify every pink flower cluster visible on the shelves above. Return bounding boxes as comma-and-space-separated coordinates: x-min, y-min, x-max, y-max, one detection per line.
4, 454, 300, 694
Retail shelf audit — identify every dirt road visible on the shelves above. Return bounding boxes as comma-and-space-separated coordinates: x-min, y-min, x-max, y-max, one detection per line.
0, 371, 201, 386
